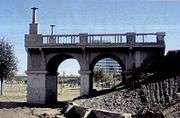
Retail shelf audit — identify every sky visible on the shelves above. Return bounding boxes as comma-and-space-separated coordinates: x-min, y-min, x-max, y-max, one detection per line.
0, 0, 180, 75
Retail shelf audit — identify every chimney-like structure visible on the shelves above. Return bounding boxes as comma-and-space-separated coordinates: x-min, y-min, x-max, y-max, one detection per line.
29, 7, 38, 34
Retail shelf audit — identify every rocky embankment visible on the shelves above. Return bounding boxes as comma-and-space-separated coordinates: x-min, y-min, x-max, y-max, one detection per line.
72, 51, 180, 117
73, 88, 180, 117
74, 89, 144, 115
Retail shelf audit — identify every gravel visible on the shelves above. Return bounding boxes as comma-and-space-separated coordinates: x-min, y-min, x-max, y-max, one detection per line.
74, 89, 145, 115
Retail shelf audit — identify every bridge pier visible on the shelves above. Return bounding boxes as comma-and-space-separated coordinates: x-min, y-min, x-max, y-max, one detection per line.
26, 71, 57, 104
79, 70, 93, 96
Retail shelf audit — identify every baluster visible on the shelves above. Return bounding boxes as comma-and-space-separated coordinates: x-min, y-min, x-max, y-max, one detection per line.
58, 36, 60, 44
76, 36, 77, 43
78, 36, 79, 43
142, 35, 145, 43
66, 36, 68, 44
100, 36, 102, 43
71, 36, 72, 44
74, 36, 76, 43
62, 36, 64, 44
56, 36, 58, 44
59, 36, 60, 44
116, 35, 119, 43
120, 36, 122, 43
90, 36, 92, 43
43, 37, 45, 44
91, 36, 93, 43
114, 35, 116, 43
73, 36, 75, 43
48, 36, 50, 44
117, 35, 119, 43
75, 36, 77, 43
64, 36, 66, 44
88, 36, 90, 43
60, 36, 62, 44
54, 36, 57, 44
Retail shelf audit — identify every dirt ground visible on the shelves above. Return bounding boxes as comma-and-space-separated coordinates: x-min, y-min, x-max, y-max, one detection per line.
0, 83, 80, 118
0, 103, 65, 118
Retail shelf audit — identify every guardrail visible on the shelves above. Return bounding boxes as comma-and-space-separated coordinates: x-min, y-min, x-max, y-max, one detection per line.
42, 34, 79, 44
41, 32, 165, 45
88, 34, 127, 44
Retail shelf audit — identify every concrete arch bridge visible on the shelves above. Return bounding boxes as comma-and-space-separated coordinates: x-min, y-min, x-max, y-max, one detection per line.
25, 8, 165, 104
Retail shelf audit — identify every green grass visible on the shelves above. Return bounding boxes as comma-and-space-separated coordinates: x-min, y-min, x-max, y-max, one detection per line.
0, 83, 80, 102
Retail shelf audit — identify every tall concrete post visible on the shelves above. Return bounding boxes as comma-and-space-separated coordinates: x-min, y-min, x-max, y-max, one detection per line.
79, 33, 88, 44
79, 34, 92, 96
26, 8, 57, 104
156, 32, 165, 44
29, 7, 38, 34
126, 32, 136, 44
126, 32, 136, 70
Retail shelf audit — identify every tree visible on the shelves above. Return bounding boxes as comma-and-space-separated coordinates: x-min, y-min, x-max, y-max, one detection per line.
93, 69, 103, 89
0, 38, 17, 95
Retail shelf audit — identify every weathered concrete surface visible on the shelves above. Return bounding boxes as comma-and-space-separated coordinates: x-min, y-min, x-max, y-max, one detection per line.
26, 71, 57, 104
79, 70, 92, 96
26, 71, 47, 104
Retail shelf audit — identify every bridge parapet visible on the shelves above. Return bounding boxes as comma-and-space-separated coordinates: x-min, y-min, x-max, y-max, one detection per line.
25, 32, 165, 48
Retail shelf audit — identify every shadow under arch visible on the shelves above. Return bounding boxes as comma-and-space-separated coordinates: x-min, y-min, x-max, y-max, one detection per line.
46, 54, 80, 74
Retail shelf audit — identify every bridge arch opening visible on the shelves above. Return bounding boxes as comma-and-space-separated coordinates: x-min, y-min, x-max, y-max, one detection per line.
90, 54, 125, 92
46, 54, 80, 102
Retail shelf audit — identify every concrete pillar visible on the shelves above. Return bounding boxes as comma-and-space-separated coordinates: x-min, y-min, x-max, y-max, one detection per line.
79, 33, 88, 44
26, 71, 57, 104
79, 70, 92, 96
45, 73, 57, 104
126, 32, 136, 44
156, 32, 165, 44
135, 51, 141, 68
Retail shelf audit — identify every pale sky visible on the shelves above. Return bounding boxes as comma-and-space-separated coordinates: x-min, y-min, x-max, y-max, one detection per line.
0, 0, 180, 75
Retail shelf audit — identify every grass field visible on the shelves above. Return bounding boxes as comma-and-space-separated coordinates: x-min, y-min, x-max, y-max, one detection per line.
0, 83, 80, 102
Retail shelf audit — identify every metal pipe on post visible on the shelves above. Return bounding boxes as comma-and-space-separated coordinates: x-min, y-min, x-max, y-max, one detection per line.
50, 25, 55, 35
49, 25, 56, 44
31, 7, 38, 24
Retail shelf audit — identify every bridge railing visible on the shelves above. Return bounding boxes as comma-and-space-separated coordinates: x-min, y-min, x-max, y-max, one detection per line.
87, 34, 127, 44
40, 32, 165, 45
136, 33, 157, 43
42, 34, 80, 44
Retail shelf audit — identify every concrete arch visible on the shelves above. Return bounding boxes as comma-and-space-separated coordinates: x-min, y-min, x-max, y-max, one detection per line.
46, 53, 81, 74
89, 53, 126, 72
